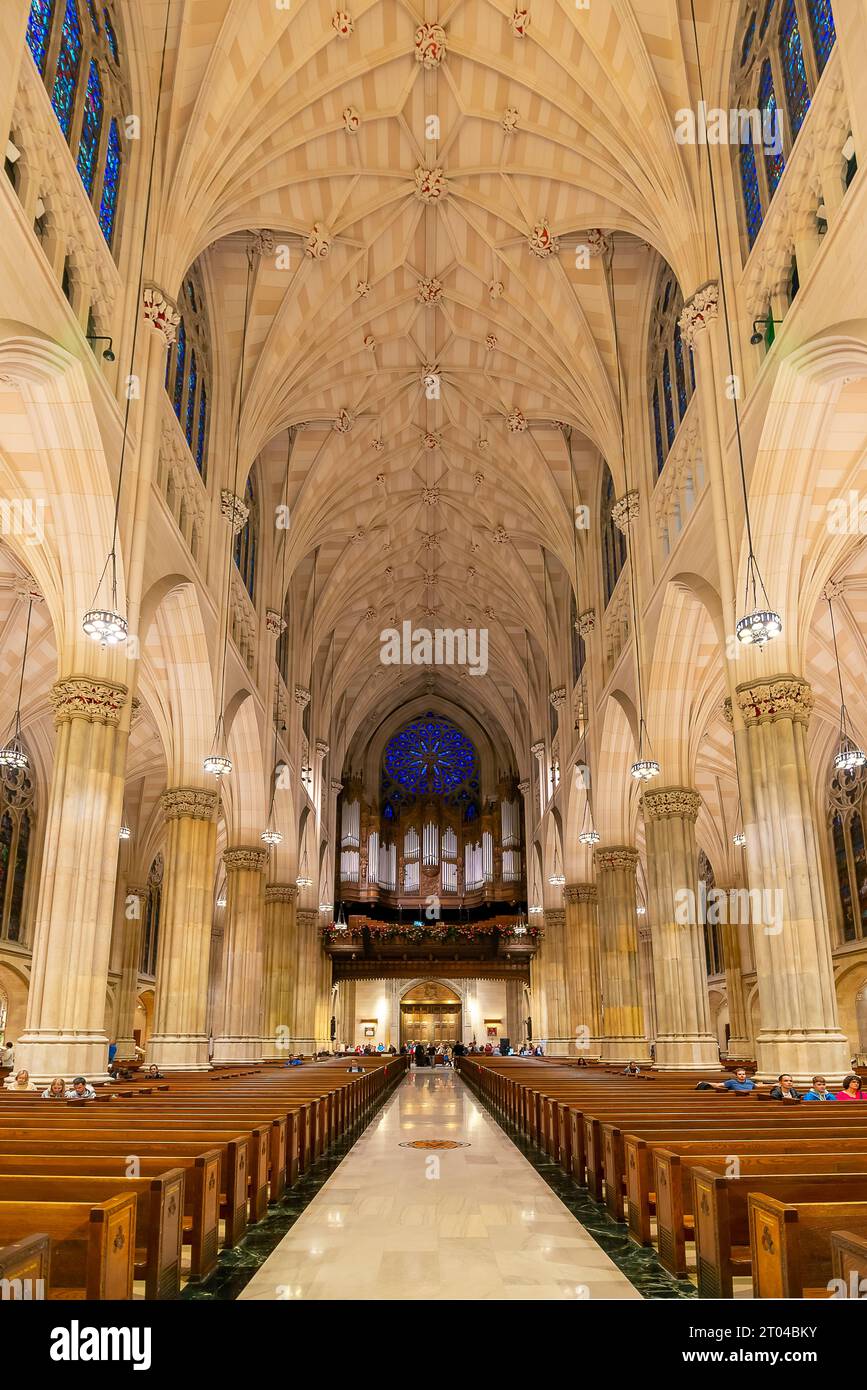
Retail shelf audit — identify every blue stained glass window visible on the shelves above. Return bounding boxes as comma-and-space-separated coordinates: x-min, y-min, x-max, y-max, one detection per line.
758, 60, 785, 195
740, 142, 763, 246
51, 0, 83, 138
234, 475, 256, 600
673, 324, 688, 417
97, 116, 120, 244
103, 8, 118, 60
741, 11, 756, 65
85, 0, 98, 32
759, 0, 776, 38
172, 319, 186, 418
26, 0, 55, 74
196, 382, 207, 473
185, 352, 197, 447
383, 718, 478, 798
76, 60, 102, 194
652, 383, 664, 474
780, 0, 811, 138
186, 279, 197, 312
808, 0, 836, 74
688, 346, 695, 392
662, 352, 675, 449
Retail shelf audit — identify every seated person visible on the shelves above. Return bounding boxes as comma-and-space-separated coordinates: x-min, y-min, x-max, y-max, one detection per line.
836, 1073, 865, 1101
708, 1066, 762, 1092
65, 1075, 97, 1101
42, 1076, 67, 1100
622, 1061, 640, 1075
769, 1072, 801, 1101
145, 1064, 164, 1080
803, 1074, 837, 1101
4, 1068, 37, 1092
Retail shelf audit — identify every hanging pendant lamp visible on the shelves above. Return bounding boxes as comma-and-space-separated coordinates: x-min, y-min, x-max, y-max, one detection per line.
0, 592, 36, 771
827, 590, 866, 772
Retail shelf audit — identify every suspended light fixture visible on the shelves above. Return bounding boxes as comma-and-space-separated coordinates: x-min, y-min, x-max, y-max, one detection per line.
732, 830, 746, 848
296, 846, 312, 889
333, 903, 348, 933
0, 591, 36, 771
118, 817, 131, 841
216, 890, 227, 909
636, 904, 646, 916
827, 589, 866, 772
319, 901, 333, 914
577, 774, 600, 846
205, 241, 256, 779
607, 248, 661, 787
83, 3, 172, 649
261, 826, 283, 846
689, 0, 780, 652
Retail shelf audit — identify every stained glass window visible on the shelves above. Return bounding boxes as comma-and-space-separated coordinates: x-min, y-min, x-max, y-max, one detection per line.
97, 116, 120, 243
185, 351, 197, 448
383, 718, 478, 798
26, 0, 55, 74
741, 10, 756, 64
740, 142, 763, 246
173, 319, 186, 419
780, 0, 811, 138
688, 347, 695, 392
7, 812, 30, 943
808, 0, 835, 74
662, 352, 675, 449
759, 0, 776, 38
196, 382, 208, 474
833, 813, 856, 940
601, 463, 626, 603
51, 0, 83, 138
673, 324, 688, 417
652, 383, 664, 474
76, 59, 102, 194
85, 0, 98, 32
759, 60, 785, 195
103, 7, 118, 59
0, 813, 10, 913
234, 475, 257, 600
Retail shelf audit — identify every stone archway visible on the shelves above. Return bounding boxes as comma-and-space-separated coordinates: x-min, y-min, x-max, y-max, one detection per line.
399, 980, 463, 1049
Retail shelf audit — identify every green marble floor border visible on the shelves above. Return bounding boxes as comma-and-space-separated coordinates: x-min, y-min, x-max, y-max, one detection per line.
463, 1076, 698, 1301
178, 1073, 406, 1302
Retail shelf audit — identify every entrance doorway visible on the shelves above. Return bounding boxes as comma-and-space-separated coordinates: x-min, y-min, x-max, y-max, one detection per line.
400, 982, 462, 1048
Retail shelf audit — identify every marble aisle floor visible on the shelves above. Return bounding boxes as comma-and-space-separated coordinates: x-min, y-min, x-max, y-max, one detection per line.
239, 1068, 642, 1301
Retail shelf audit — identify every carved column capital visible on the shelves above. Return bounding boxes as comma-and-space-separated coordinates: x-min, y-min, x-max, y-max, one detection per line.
126, 884, 149, 900
735, 675, 813, 727
641, 786, 702, 822
223, 846, 268, 873
161, 786, 218, 821
295, 909, 320, 931
565, 883, 598, 904
220, 489, 249, 534
611, 490, 639, 533
142, 285, 181, 345
315, 739, 330, 757
266, 609, 286, 636
577, 608, 596, 637
329, 779, 343, 795
265, 882, 299, 904
530, 740, 545, 758
50, 677, 128, 726
543, 909, 566, 929
294, 685, 311, 709
678, 281, 719, 348
549, 686, 567, 710
593, 845, 639, 873
517, 779, 531, 795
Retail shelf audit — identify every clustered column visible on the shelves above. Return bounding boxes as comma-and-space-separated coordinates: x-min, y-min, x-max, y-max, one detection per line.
261, 883, 298, 1058
642, 787, 720, 1070
593, 846, 651, 1063
735, 676, 850, 1080
114, 883, 148, 1061
532, 907, 569, 1054
563, 884, 602, 1059
212, 846, 268, 1064
18, 677, 128, 1081
148, 787, 219, 1071
290, 908, 327, 1054
715, 888, 753, 1061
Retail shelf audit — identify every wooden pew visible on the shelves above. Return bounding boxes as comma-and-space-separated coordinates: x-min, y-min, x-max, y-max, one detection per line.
691, 1169, 867, 1297
0, 1172, 184, 1299
0, 1193, 136, 1299
830, 1228, 867, 1297
0, 1151, 220, 1281
0, 1233, 50, 1299
749, 1193, 867, 1298
653, 1150, 867, 1278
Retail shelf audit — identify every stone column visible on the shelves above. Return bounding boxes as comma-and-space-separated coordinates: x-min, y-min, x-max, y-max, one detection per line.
715, 888, 753, 1060
261, 883, 298, 1058
505, 977, 524, 1048
114, 884, 148, 1060
291, 908, 325, 1054
642, 787, 721, 1070
17, 677, 128, 1081
593, 846, 651, 1063
148, 787, 218, 1071
531, 906, 569, 1055
735, 675, 850, 1080
564, 884, 602, 1058
212, 846, 268, 1064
